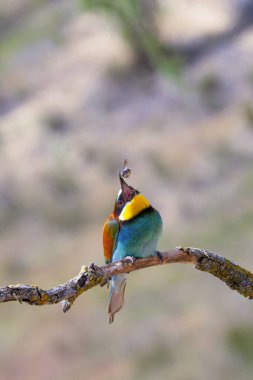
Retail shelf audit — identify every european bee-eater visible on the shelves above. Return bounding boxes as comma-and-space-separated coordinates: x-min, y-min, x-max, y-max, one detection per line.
103, 174, 162, 323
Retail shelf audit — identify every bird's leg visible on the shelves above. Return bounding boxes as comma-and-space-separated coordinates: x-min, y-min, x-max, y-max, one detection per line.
156, 250, 164, 264
124, 256, 137, 264
87, 263, 111, 287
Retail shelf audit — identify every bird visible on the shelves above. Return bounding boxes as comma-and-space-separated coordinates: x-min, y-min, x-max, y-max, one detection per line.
103, 172, 163, 324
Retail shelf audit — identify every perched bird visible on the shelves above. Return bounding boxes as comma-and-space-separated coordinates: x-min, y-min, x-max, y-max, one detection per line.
103, 173, 163, 323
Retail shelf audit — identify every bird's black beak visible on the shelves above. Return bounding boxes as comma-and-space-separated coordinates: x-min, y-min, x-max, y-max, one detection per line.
119, 173, 132, 203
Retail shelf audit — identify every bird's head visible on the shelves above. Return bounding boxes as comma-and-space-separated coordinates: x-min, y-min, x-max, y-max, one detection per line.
114, 174, 150, 221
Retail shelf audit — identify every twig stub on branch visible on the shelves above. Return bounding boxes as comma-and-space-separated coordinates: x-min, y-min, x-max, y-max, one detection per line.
0, 247, 252, 310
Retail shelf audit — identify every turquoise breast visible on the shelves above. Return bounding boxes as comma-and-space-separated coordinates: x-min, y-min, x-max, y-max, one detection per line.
112, 207, 162, 262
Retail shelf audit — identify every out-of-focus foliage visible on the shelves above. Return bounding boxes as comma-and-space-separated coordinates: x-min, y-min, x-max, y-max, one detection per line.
227, 325, 253, 365
81, 0, 181, 75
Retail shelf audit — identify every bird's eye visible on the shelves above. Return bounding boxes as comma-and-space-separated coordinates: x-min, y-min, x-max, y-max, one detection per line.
128, 191, 135, 201
118, 199, 123, 206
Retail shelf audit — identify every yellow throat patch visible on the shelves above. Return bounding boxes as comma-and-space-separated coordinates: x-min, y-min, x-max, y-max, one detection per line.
119, 193, 150, 221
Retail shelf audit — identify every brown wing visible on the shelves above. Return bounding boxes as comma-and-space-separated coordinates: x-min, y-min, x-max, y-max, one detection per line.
103, 214, 119, 264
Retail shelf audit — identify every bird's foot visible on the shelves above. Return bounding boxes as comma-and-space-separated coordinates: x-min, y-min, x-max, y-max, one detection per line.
88, 263, 110, 287
87, 262, 100, 274
124, 256, 137, 265
156, 250, 164, 264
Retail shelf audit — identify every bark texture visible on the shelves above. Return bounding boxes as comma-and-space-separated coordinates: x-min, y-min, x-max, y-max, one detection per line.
0, 247, 252, 311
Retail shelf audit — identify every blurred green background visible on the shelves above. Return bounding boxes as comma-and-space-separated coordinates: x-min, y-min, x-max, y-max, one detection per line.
1, 1, 253, 379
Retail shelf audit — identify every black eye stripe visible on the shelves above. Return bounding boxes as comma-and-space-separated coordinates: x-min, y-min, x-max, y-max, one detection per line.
116, 188, 139, 207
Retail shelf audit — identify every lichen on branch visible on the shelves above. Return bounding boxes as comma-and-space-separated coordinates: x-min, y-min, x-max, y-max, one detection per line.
0, 247, 252, 311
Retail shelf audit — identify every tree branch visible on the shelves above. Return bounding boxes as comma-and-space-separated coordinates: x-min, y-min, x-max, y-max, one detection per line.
0, 247, 253, 311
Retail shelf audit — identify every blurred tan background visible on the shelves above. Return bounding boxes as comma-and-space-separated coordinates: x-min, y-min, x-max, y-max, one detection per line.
1, 1, 253, 379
